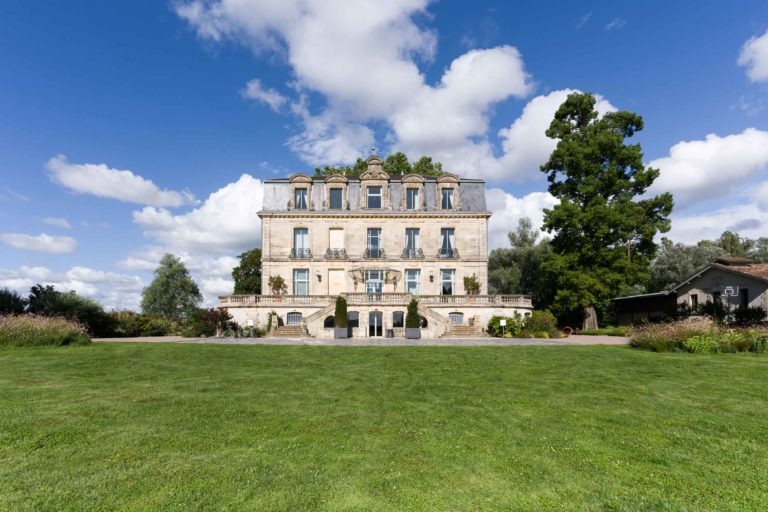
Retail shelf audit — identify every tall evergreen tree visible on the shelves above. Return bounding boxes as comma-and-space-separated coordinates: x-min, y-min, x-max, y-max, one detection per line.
232, 248, 262, 294
540, 92, 673, 326
141, 254, 202, 320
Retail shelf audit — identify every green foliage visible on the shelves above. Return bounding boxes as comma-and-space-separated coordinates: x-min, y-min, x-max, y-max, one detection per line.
463, 274, 481, 295
487, 314, 523, 337
488, 217, 556, 309
649, 238, 725, 292
314, 158, 368, 178
0, 288, 27, 315
382, 151, 412, 175
141, 254, 202, 321
108, 311, 179, 337
232, 248, 262, 294
183, 308, 235, 338
523, 310, 559, 337
682, 335, 719, 354
734, 306, 767, 325
540, 93, 673, 322
313, 153, 444, 178
0, 314, 90, 346
405, 299, 420, 329
267, 275, 287, 296
630, 321, 768, 353
334, 296, 348, 328
718, 231, 752, 257
577, 326, 629, 336
410, 156, 443, 176
26, 284, 115, 337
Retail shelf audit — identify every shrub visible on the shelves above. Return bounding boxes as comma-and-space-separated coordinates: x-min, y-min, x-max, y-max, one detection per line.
334, 296, 348, 328
533, 331, 550, 339
26, 284, 115, 337
487, 314, 523, 337
524, 310, 559, 337
734, 306, 767, 325
682, 334, 719, 354
268, 275, 287, 296
578, 326, 628, 336
629, 320, 717, 352
0, 315, 90, 347
0, 288, 27, 315
405, 299, 420, 329
183, 308, 236, 337
108, 311, 179, 337
463, 274, 481, 295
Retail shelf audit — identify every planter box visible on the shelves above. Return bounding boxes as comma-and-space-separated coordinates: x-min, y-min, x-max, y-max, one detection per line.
334, 327, 348, 339
405, 328, 420, 339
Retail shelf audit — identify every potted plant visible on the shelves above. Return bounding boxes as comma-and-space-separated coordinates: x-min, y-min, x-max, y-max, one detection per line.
268, 275, 287, 302
334, 296, 348, 339
464, 274, 481, 302
405, 298, 421, 339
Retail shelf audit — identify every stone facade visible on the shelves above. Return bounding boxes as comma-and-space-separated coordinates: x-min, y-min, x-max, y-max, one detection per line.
220, 154, 533, 337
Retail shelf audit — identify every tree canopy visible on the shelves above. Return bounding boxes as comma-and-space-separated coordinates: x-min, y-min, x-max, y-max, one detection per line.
313, 152, 443, 178
141, 254, 202, 320
648, 238, 726, 292
232, 248, 262, 294
540, 92, 673, 323
0, 288, 27, 315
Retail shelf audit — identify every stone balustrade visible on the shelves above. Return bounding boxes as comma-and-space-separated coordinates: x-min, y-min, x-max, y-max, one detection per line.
220, 293, 532, 308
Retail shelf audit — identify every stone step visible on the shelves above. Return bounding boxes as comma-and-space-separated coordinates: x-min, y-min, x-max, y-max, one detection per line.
273, 325, 308, 337
442, 325, 486, 338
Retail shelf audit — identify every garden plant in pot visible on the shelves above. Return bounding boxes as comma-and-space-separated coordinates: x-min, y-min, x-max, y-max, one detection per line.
334, 296, 348, 339
268, 275, 287, 302
405, 298, 421, 339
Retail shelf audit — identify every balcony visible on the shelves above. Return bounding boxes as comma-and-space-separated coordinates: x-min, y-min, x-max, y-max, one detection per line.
290, 248, 312, 259
364, 248, 385, 259
324, 248, 348, 260
401, 248, 424, 259
437, 248, 460, 259
219, 293, 533, 309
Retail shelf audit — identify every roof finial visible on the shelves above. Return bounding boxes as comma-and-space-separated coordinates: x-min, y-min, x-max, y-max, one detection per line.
370, 145, 376, 156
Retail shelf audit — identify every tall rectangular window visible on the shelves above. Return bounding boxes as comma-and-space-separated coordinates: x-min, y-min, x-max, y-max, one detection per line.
405, 269, 420, 295
440, 269, 455, 295
293, 227, 309, 258
690, 294, 698, 309
293, 269, 309, 295
329, 188, 342, 209
740, 288, 749, 309
367, 186, 382, 209
367, 228, 382, 258
294, 188, 308, 209
405, 228, 420, 250
440, 228, 455, 257
441, 188, 454, 209
406, 188, 419, 210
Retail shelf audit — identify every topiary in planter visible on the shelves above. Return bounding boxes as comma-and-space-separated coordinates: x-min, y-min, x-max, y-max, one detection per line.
405, 298, 420, 339
334, 296, 348, 338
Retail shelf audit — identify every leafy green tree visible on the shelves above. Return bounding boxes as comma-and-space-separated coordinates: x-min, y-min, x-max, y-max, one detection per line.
27, 284, 115, 336
488, 218, 555, 309
648, 238, 725, 292
141, 254, 202, 321
411, 156, 443, 176
718, 231, 753, 257
382, 151, 412, 175
314, 158, 368, 178
749, 237, 768, 262
0, 288, 27, 314
232, 248, 262, 294
540, 92, 673, 326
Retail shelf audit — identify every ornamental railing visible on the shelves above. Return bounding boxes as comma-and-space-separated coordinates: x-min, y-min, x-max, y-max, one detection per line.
324, 248, 348, 260
364, 248, 385, 259
290, 248, 312, 259
219, 294, 532, 308
437, 248, 460, 259
401, 248, 424, 259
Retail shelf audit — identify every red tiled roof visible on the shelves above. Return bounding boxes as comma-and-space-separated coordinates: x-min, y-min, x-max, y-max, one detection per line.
715, 256, 756, 266
730, 263, 768, 281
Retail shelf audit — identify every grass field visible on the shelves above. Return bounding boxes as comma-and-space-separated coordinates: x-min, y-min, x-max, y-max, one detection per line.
1, 344, 766, 511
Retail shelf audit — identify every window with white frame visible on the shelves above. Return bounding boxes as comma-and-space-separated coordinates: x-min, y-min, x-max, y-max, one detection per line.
367, 228, 383, 258
441, 188, 454, 209
440, 269, 455, 295
405, 269, 420, 295
366, 186, 382, 209
293, 228, 310, 258
406, 188, 419, 210
293, 269, 309, 295
294, 188, 308, 209
405, 228, 420, 257
439, 228, 455, 257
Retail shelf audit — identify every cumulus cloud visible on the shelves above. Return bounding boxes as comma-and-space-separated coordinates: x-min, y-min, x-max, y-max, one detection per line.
486, 188, 558, 250
41, 217, 72, 229
241, 78, 288, 111
738, 29, 768, 83
666, 202, 768, 245
47, 154, 197, 207
0, 233, 77, 253
647, 128, 768, 210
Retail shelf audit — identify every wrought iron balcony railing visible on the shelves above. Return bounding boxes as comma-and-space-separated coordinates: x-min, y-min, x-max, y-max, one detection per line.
437, 248, 460, 259
324, 248, 348, 260
364, 247, 385, 259
401, 248, 424, 259
290, 248, 312, 259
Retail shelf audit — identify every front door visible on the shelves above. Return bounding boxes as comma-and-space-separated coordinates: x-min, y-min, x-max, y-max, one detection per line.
328, 269, 345, 296
368, 311, 383, 337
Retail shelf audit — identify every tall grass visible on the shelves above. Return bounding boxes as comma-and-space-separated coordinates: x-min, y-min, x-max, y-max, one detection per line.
0, 315, 91, 347
629, 319, 768, 353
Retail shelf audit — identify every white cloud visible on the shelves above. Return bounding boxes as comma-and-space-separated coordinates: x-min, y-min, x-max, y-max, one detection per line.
604, 18, 626, 31
0, 233, 77, 253
738, 29, 768, 83
41, 217, 72, 229
666, 202, 768, 245
647, 128, 768, 210
486, 188, 558, 250
241, 78, 288, 111
0, 186, 30, 202
47, 154, 197, 207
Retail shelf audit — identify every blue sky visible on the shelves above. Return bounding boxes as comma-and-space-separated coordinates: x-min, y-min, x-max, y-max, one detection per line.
1, 0, 768, 309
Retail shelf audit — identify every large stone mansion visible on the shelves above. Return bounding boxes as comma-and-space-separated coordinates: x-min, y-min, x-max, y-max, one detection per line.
220, 154, 532, 337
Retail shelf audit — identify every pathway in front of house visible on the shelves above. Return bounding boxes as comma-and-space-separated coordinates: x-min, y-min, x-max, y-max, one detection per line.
94, 335, 628, 346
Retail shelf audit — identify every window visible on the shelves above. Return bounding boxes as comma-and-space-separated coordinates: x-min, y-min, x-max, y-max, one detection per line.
740, 288, 749, 309
324, 316, 335, 328
405, 269, 420, 295
293, 269, 309, 295
292, 228, 310, 258
441, 269, 455, 295
366, 186, 382, 208
348, 311, 359, 329
406, 188, 419, 210
365, 270, 383, 295
287, 312, 302, 325
712, 291, 722, 305
449, 312, 464, 325
366, 228, 383, 258
439, 228, 456, 257
404, 228, 421, 258
329, 188, 342, 209
392, 311, 404, 328
441, 188, 454, 209
690, 294, 698, 309
294, 188, 308, 209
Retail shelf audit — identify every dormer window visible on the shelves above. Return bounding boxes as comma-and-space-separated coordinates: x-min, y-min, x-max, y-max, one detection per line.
367, 186, 382, 209
406, 188, 419, 210
441, 188, 454, 209
294, 188, 308, 210
329, 188, 342, 209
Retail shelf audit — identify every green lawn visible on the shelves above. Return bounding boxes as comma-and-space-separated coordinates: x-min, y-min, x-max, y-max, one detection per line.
1, 344, 766, 511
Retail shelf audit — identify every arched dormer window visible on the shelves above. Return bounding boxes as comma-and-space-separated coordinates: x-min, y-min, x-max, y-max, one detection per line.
437, 173, 460, 210
360, 163, 390, 210
400, 174, 425, 210
324, 174, 348, 210
289, 174, 313, 211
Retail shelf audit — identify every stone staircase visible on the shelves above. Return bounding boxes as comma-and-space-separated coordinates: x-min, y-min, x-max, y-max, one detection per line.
441, 324, 486, 338
273, 325, 309, 337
